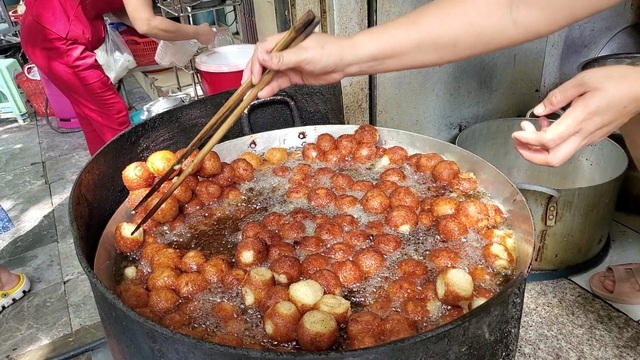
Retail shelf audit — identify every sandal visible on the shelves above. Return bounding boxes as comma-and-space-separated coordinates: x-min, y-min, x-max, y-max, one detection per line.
589, 263, 640, 305
0, 273, 31, 312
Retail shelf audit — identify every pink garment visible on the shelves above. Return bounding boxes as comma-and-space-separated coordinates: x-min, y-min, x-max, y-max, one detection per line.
21, 0, 130, 155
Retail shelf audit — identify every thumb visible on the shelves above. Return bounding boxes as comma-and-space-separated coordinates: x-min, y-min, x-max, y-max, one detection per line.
533, 75, 588, 117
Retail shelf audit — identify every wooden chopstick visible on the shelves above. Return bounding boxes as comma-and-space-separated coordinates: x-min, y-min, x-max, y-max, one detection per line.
131, 11, 321, 235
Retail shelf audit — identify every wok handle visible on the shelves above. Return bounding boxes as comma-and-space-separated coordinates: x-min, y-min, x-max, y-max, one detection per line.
525, 108, 565, 119
515, 182, 560, 227
240, 93, 303, 136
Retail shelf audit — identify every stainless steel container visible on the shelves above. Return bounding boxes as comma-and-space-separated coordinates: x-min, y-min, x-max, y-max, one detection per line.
456, 118, 628, 270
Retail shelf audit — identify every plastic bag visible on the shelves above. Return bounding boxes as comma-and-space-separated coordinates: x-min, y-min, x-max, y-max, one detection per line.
95, 25, 137, 83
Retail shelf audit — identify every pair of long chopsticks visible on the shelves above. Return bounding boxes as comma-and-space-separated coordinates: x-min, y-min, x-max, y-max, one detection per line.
131, 10, 321, 235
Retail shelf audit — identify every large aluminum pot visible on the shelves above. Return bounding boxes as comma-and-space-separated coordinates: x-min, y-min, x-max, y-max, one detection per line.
70, 93, 534, 359
456, 118, 628, 270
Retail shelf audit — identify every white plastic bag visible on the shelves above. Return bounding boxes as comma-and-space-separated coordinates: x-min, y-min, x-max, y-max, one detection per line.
95, 25, 137, 83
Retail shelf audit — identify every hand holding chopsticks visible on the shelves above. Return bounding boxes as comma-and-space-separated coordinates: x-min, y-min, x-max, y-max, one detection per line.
130, 11, 321, 235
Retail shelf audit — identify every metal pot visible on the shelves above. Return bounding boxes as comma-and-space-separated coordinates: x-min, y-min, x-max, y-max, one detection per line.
456, 118, 628, 271
70, 89, 534, 359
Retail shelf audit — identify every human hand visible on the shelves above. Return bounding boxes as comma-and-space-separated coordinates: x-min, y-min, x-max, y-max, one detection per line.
512, 65, 640, 167
195, 23, 216, 46
241, 32, 349, 98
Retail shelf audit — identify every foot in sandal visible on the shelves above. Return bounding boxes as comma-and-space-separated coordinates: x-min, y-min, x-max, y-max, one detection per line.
589, 263, 640, 305
0, 269, 31, 313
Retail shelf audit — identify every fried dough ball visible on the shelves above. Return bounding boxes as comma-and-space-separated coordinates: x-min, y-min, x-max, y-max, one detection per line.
311, 224, 340, 245
486, 203, 506, 228
286, 207, 312, 222
418, 211, 436, 228
471, 287, 495, 310
174, 148, 202, 173
201, 256, 231, 284
397, 258, 428, 279
380, 168, 406, 183
212, 162, 236, 187
302, 143, 323, 163
252, 229, 282, 247
387, 277, 420, 303
482, 227, 516, 251
313, 214, 332, 226
288, 172, 313, 187
146, 150, 179, 178
258, 285, 291, 314
114, 222, 144, 254
296, 236, 326, 255
468, 265, 496, 289
436, 216, 469, 243
158, 180, 192, 204
182, 174, 199, 191
324, 243, 355, 262
289, 279, 324, 313
301, 254, 331, 278
180, 250, 207, 273
230, 158, 254, 183
308, 187, 337, 209
289, 164, 310, 175
379, 146, 408, 166
323, 149, 347, 165
313, 167, 335, 179
385, 205, 419, 233
360, 188, 390, 214
182, 197, 205, 214
375, 180, 400, 195
428, 247, 461, 270
264, 147, 288, 165
262, 212, 286, 230
366, 221, 386, 235
176, 272, 209, 298
314, 295, 351, 325
147, 268, 180, 291
344, 229, 372, 248
400, 298, 431, 322
331, 260, 365, 289
482, 243, 515, 273
221, 186, 243, 202
383, 312, 418, 342
272, 165, 291, 177
449, 172, 478, 194
279, 220, 306, 242
235, 237, 268, 269
242, 267, 275, 307
161, 311, 189, 330
149, 288, 180, 314
414, 153, 444, 174
455, 199, 490, 230
242, 221, 265, 240
335, 195, 359, 211
145, 193, 179, 224
263, 301, 302, 343
268, 242, 296, 262
270, 256, 302, 285
389, 186, 420, 211
436, 268, 474, 308
196, 151, 223, 178
151, 248, 181, 271
329, 173, 355, 193
297, 310, 339, 351
122, 161, 156, 191
238, 152, 263, 169
223, 268, 247, 290
353, 143, 377, 164
432, 160, 460, 184
353, 247, 386, 277
333, 214, 359, 231
140, 242, 169, 263
336, 134, 358, 157
310, 269, 343, 297
316, 133, 337, 152
211, 301, 241, 323
373, 233, 402, 255
347, 311, 384, 348
116, 283, 149, 309
354, 124, 379, 144
194, 180, 222, 204
126, 187, 150, 210
430, 196, 459, 217
352, 180, 375, 193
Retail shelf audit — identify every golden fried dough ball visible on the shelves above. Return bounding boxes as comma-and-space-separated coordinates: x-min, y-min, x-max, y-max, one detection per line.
287, 207, 314, 222
313, 214, 332, 226
302, 143, 323, 163
449, 172, 478, 194
315, 222, 343, 244
116, 284, 149, 309
140, 242, 169, 263
389, 186, 420, 211
336, 134, 358, 157
432, 160, 460, 184
122, 161, 155, 191
407, 153, 421, 168
383, 312, 417, 343
161, 311, 189, 330
430, 196, 459, 217
212, 162, 236, 187
147, 150, 179, 178
114, 222, 144, 254
375, 180, 400, 195
354, 124, 379, 144
288, 279, 324, 313
373, 233, 402, 255
197, 151, 223, 178
380, 146, 409, 166
223, 268, 247, 290
200, 256, 231, 284
486, 203, 506, 228
262, 212, 286, 230
180, 250, 206, 273
270, 256, 302, 285
235, 237, 268, 269
288, 172, 313, 187
151, 247, 181, 271
181, 197, 204, 215
455, 199, 490, 230
364, 219, 385, 234
353, 248, 386, 277
183, 174, 199, 191
322, 148, 347, 166
313, 294, 351, 325
428, 247, 461, 270
221, 186, 243, 202
333, 214, 360, 231
397, 258, 428, 279
399, 298, 431, 323
147, 267, 180, 291
149, 288, 180, 314
166, 213, 185, 232
279, 220, 306, 242
158, 180, 192, 205
353, 143, 377, 164
482, 243, 515, 273
146, 193, 179, 224
335, 195, 359, 211
324, 243, 355, 262
266, 243, 296, 263
414, 153, 444, 174
264, 147, 288, 165
436, 216, 469, 243
310, 167, 332, 180
263, 301, 302, 343
257, 284, 290, 315
352, 180, 375, 193
308, 187, 337, 209
241, 221, 266, 240
380, 168, 406, 183
126, 187, 150, 210
331, 260, 365, 289
297, 310, 339, 351
344, 229, 372, 248
176, 272, 209, 298
316, 133, 337, 152
347, 311, 384, 348
301, 254, 331, 278
329, 173, 355, 193
175, 148, 203, 174
310, 269, 343, 297
230, 158, 254, 183
436, 268, 474, 308
470, 287, 495, 310
386, 277, 420, 303
297, 236, 327, 255
385, 205, 419, 234
360, 188, 390, 215
242, 267, 275, 307
254, 229, 282, 246
418, 211, 436, 228
468, 265, 496, 289
272, 165, 291, 177
290, 163, 310, 175
238, 152, 263, 169
192, 180, 221, 205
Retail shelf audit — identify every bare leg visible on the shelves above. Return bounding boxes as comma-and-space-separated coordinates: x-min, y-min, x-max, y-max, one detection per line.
0, 265, 20, 291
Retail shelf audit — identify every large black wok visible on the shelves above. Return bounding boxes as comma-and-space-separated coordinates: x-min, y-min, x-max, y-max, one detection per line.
70, 87, 535, 359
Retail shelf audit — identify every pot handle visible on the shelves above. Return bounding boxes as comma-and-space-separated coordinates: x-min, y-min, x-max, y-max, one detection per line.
525, 108, 565, 119
515, 182, 560, 227
240, 92, 303, 136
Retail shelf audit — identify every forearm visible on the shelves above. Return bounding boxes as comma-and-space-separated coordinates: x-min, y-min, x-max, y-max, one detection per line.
133, 17, 202, 41
343, 0, 622, 76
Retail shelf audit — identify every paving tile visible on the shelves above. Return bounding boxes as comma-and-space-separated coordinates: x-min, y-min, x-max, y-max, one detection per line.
0, 163, 46, 198
66, 275, 101, 331
44, 151, 90, 185
54, 198, 74, 246
2, 242, 62, 293
50, 177, 75, 210
37, 121, 87, 163
0, 137, 42, 174
59, 239, 85, 283
13, 322, 106, 360
0, 282, 72, 359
